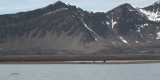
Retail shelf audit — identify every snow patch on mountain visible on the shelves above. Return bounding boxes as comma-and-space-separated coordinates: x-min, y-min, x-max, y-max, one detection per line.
44, 8, 68, 16
156, 32, 160, 39
95, 38, 98, 41
80, 18, 99, 41
112, 21, 117, 29
106, 21, 110, 25
111, 19, 117, 29
119, 36, 128, 44
139, 9, 160, 21
111, 41, 117, 45
135, 41, 140, 43
80, 19, 98, 36
139, 23, 149, 28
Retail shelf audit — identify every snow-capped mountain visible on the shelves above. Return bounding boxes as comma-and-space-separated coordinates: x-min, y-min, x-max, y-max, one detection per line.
105, 3, 160, 44
0, 1, 160, 55
138, 1, 160, 21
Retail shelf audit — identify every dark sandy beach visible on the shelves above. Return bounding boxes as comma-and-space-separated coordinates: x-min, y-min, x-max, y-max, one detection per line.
0, 54, 160, 64
0, 60, 160, 64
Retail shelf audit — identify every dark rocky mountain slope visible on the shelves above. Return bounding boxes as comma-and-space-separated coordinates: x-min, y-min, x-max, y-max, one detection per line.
0, 1, 160, 55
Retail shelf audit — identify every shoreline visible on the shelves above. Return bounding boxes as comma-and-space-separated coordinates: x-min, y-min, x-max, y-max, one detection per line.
0, 60, 160, 64
1, 54, 160, 64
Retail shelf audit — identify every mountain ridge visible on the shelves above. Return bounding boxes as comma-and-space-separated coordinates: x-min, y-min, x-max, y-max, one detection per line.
0, 1, 160, 55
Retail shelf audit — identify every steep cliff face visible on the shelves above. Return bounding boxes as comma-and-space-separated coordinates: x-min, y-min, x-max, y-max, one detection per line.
0, 1, 160, 55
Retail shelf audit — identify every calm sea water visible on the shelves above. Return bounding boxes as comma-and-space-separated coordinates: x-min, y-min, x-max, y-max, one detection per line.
0, 63, 160, 80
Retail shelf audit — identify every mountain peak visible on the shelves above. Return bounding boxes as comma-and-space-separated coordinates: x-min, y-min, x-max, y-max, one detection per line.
153, 0, 160, 5
119, 3, 132, 8
54, 1, 66, 5
141, 1, 160, 22
115, 3, 135, 11
144, 0, 160, 9
109, 3, 135, 12
45, 1, 68, 10
53, 1, 67, 7
106, 3, 136, 16
147, 0, 160, 7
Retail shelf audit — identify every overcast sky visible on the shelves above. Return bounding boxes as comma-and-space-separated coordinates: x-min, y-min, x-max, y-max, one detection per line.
0, 0, 159, 14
